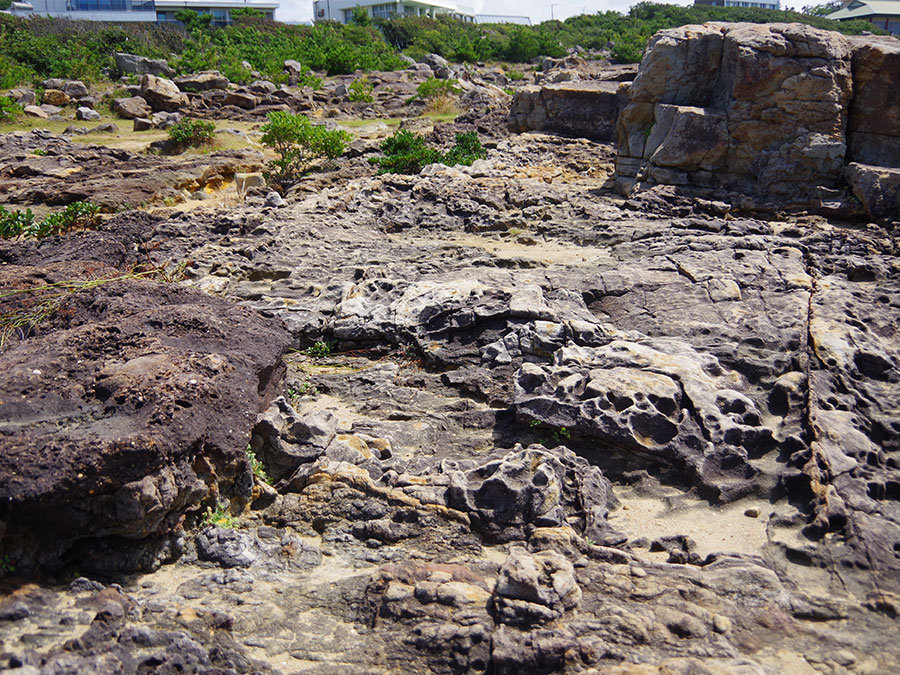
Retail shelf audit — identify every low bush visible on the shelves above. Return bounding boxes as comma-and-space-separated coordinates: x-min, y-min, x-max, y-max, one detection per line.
0, 95, 22, 124
414, 77, 460, 101
260, 111, 351, 191
167, 117, 216, 148
370, 129, 486, 175
348, 75, 374, 103
0, 202, 100, 239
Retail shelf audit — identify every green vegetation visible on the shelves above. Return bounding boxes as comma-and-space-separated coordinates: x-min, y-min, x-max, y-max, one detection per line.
202, 504, 237, 528
303, 339, 337, 357
260, 112, 351, 191
246, 445, 270, 484
381, 4, 880, 64
413, 77, 461, 101
348, 75, 374, 103
167, 117, 216, 148
0, 95, 21, 123
370, 130, 486, 175
0, 202, 100, 240
0, 3, 881, 89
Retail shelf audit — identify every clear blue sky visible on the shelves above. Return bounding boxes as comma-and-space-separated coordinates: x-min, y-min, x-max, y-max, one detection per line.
278, 0, 805, 24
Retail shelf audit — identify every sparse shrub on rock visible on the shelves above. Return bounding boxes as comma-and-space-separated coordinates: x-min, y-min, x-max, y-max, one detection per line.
167, 117, 216, 149
260, 111, 351, 192
348, 74, 374, 102
369, 129, 486, 175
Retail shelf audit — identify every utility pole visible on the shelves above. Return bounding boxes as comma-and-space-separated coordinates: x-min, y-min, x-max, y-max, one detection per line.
551, 3, 559, 20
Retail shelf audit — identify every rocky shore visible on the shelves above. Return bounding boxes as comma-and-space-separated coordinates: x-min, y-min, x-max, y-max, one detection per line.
1, 22, 898, 675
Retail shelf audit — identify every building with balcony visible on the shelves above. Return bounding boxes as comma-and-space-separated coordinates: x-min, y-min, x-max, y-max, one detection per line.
313, 0, 475, 24
7, 0, 277, 23
693, 0, 781, 9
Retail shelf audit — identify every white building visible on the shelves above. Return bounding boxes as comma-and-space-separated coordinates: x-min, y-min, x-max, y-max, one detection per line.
693, 0, 781, 9
9, 0, 277, 23
313, 0, 475, 24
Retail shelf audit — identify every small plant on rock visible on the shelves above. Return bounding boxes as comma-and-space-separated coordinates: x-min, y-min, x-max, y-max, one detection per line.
168, 117, 216, 149
245, 445, 270, 484
303, 339, 336, 358
202, 504, 236, 529
369, 130, 486, 175
260, 111, 351, 192
348, 75, 374, 103
0, 202, 100, 240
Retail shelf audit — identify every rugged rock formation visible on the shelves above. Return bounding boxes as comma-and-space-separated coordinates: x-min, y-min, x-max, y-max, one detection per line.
115, 52, 175, 78
615, 23, 900, 216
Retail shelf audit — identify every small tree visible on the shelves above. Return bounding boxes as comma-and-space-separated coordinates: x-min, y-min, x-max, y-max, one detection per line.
175, 9, 212, 32
168, 118, 216, 149
350, 6, 372, 26
348, 75, 374, 102
260, 112, 351, 191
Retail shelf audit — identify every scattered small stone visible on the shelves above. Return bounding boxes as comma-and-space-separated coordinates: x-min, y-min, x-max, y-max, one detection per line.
744, 507, 761, 518
630, 566, 647, 578
713, 614, 732, 633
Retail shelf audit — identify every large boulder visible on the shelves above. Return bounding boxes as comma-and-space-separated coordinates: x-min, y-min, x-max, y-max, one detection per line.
175, 70, 230, 92
42, 89, 70, 106
509, 81, 627, 142
115, 52, 175, 77
0, 252, 290, 572
111, 95, 152, 120
140, 74, 189, 112
422, 53, 453, 79
847, 37, 900, 168
615, 23, 856, 203
845, 163, 900, 219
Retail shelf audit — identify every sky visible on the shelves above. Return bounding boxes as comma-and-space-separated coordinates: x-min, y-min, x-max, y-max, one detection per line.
277, 0, 807, 25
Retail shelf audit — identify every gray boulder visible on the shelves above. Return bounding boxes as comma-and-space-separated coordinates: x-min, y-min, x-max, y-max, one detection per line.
140, 74, 189, 112
111, 96, 152, 120
422, 53, 453, 79
224, 91, 259, 110
175, 70, 229, 92
115, 52, 175, 77
75, 106, 101, 121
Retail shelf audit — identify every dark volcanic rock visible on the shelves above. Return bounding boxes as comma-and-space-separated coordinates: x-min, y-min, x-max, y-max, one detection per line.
0, 250, 290, 571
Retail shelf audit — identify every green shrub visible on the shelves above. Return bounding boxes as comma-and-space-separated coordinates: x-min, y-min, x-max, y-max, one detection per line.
369, 129, 442, 175
0, 202, 100, 239
348, 75, 374, 102
0, 95, 22, 124
260, 111, 351, 191
443, 131, 487, 167
369, 130, 486, 175
168, 117, 216, 148
414, 77, 460, 101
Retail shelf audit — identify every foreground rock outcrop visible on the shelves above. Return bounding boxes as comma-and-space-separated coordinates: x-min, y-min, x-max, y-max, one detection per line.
0, 219, 291, 571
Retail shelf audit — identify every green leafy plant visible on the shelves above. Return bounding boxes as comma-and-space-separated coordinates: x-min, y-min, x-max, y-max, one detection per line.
303, 339, 336, 357
348, 74, 374, 103
260, 111, 351, 192
0, 202, 100, 240
506, 70, 525, 81
369, 130, 485, 175
369, 129, 441, 175
202, 504, 236, 528
32, 148, 47, 156
246, 445, 270, 484
0, 95, 22, 123
168, 117, 216, 148
287, 377, 318, 401
413, 76, 460, 101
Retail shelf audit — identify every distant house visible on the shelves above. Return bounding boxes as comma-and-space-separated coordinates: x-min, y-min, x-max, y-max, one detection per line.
312, 0, 475, 23
475, 14, 531, 24
7, 0, 277, 24
827, 0, 900, 33
693, 0, 781, 10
